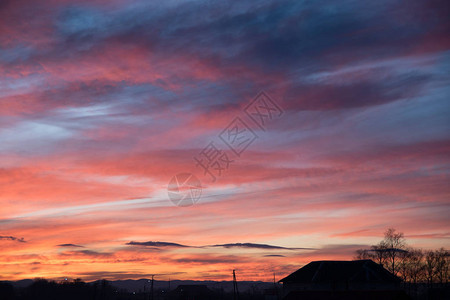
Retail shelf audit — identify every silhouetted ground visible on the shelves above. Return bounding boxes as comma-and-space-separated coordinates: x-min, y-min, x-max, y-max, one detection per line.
0, 279, 269, 300
1, 279, 448, 300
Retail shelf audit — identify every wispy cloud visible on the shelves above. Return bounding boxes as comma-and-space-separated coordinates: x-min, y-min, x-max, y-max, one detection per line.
264, 254, 286, 257
126, 241, 190, 248
59, 250, 113, 258
0, 235, 25, 242
126, 241, 315, 250
209, 243, 315, 250
57, 243, 84, 248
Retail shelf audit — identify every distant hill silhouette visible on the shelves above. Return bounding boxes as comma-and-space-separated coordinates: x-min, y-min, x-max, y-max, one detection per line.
1, 278, 276, 300
103, 279, 275, 293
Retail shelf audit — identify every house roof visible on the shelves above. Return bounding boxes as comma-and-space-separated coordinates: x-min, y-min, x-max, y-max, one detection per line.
279, 260, 401, 284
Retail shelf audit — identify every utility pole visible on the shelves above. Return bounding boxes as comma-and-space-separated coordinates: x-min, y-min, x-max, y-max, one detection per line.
145, 279, 150, 300
151, 275, 154, 300
233, 270, 239, 300
273, 272, 279, 300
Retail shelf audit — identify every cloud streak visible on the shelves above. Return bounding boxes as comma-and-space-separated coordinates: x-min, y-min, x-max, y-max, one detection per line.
0, 235, 26, 243
209, 243, 315, 251
126, 241, 316, 251
57, 244, 84, 248
126, 241, 190, 248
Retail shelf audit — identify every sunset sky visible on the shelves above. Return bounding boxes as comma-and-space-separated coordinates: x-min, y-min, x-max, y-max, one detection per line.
0, 0, 449, 282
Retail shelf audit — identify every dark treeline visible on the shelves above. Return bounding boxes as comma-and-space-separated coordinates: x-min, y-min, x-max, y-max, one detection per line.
355, 228, 449, 299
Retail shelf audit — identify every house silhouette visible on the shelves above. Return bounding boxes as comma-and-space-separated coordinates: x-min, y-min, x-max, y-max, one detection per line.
279, 260, 409, 300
